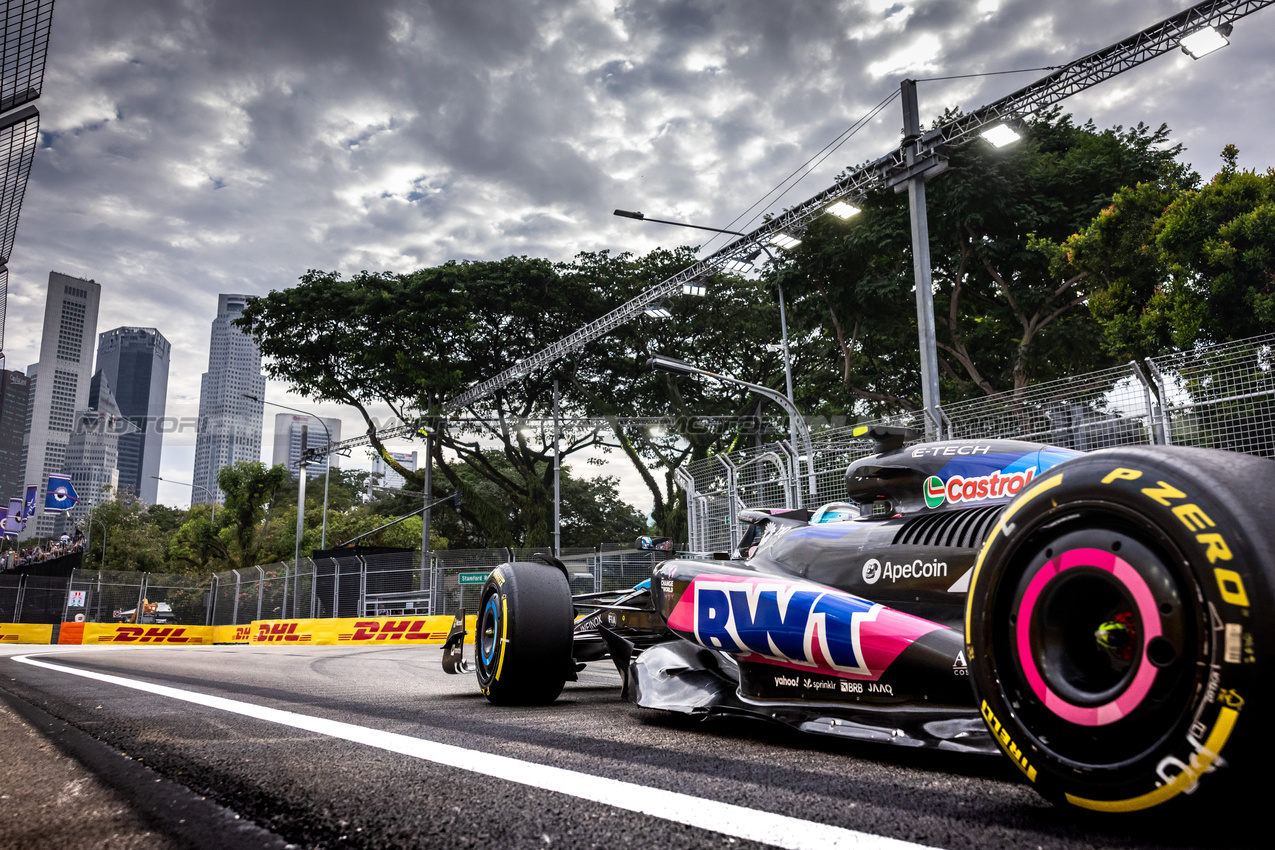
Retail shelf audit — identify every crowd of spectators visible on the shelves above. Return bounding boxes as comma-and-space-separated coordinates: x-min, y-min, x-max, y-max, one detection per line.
2, 529, 86, 570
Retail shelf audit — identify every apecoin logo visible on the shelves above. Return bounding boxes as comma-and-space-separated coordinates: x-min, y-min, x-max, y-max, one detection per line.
863, 559, 883, 584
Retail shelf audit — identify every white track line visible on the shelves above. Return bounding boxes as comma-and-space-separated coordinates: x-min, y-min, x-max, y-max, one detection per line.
13, 652, 938, 850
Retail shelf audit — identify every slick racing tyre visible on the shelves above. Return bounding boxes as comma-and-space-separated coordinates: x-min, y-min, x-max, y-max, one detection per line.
475, 561, 574, 706
966, 446, 1274, 814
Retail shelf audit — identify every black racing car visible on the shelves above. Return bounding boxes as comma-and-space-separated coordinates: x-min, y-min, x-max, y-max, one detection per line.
442, 427, 1273, 815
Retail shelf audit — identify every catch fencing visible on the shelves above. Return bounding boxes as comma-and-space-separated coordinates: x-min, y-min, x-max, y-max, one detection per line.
1, 546, 666, 627
680, 332, 1275, 554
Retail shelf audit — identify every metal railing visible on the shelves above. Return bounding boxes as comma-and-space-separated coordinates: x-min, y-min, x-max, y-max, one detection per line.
680, 333, 1275, 553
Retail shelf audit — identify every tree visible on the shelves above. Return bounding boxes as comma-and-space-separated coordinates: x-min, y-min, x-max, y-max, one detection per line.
84, 498, 173, 573
1061, 145, 1275, 359
169, 462, 290, 572
774, 108, 1189, 409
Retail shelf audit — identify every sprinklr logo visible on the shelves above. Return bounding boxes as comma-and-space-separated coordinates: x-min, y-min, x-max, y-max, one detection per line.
862, 558, 883, 584
923, 467, 1037, 509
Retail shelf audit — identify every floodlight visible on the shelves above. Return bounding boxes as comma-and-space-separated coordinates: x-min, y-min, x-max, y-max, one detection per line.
768, 233, 801, 250
647, 355, 699, 377
981, 123, 1021, 148
827, 201, 861, 219
682, 282, 707, 297
644, 305, 673, 318
721, 259, 753, 274
1180, 24, 1231, 59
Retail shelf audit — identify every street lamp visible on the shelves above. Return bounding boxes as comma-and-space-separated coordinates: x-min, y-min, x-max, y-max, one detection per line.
243, 395, 332, 554
1180, 24, 1231, 59
647, 354, 816, 505
152, 476, 216, 524
613, 209, 803, 450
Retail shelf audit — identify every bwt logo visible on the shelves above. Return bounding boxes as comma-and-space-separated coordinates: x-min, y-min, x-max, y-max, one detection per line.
339, 619, 444, 642
103, 627, 194, 643
692, 579, 880, 676
253, 622, 312, 643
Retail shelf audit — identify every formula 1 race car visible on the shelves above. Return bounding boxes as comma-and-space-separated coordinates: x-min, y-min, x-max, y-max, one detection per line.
441, 428, 1274, 814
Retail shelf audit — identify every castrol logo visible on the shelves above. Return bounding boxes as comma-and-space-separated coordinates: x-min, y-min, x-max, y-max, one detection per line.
924, 467, 1036, 509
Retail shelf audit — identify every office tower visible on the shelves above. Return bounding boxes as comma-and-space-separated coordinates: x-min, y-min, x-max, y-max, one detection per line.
21, 272, 101, 538
270, 412, 341, 478
370, 450, 417, 491
62, 372, 124, 530
0, 369, 31, 499
95, 327, 170, 504
192, 295, 265, 505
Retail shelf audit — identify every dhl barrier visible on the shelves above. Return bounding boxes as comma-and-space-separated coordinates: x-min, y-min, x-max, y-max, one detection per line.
0, 624, 53, 644
248, 615, 477, 646
3, 615, 477, 646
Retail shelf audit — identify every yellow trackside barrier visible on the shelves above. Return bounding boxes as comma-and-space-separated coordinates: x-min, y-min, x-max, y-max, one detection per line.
249, 615, 476, 646
212, 624, 255, 644
0, 624, 54, 644
81, 623, 215, 646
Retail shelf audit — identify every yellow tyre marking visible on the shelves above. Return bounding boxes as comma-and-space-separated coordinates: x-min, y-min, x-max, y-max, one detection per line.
1065, 707, 1239, 813
1214, 569, 1250, 606
965, 472, 1064, 642
495, 595, 509, 682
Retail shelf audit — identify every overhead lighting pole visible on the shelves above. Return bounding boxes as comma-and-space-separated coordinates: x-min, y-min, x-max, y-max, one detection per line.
245, 395, 331, 551
613, 209, 808, 449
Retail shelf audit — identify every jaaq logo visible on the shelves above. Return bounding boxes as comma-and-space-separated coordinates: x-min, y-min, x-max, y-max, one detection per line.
924, 466, 1036, 509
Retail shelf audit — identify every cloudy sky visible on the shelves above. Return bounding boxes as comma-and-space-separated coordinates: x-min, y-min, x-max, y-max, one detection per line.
6, 0, 1275, 509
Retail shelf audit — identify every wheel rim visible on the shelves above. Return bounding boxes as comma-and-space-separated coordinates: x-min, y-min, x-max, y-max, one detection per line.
478, 593, 500, 674
1016, 548, 1163, 726
996, 518, 1201, 767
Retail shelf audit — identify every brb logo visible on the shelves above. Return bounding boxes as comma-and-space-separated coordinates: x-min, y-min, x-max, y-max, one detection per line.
924, 466, 1036, 509
688, 578, 881, 676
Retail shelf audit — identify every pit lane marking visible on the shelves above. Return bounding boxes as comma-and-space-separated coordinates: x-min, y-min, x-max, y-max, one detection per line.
15, 651, 937, 850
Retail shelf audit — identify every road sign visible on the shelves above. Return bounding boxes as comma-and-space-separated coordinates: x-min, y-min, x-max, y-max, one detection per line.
457, 571, 490, 586
113, 609, 122, 618
68, 590, 86, 607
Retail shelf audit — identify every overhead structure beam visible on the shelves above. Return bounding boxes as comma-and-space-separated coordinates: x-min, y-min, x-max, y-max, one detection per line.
307, 0, 1273, 461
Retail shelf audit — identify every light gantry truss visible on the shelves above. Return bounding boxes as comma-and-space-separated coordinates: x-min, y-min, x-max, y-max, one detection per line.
307, 0, 1273, 462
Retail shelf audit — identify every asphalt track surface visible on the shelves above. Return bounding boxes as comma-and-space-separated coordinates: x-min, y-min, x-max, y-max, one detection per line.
0, 644, 1259, 850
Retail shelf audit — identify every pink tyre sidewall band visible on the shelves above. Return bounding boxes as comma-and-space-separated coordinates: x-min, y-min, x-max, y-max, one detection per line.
1014, 547, 1162, 727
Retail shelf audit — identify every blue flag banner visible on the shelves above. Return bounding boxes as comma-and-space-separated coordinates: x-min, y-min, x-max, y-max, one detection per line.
43, 474, 79, 514
23, 484, 38, 519
1, 499, 22, 537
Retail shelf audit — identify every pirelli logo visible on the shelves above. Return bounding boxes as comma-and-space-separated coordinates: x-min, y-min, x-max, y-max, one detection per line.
97, 626, 198, 644
338, 619, 448, 642
253, 622, 313, 643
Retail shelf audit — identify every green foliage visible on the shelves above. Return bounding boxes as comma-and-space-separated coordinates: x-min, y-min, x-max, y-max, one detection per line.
169, 462, 290, 572
82, 499, 176, 573
776, 108, 1188, 402
1059, 145, 1275, 359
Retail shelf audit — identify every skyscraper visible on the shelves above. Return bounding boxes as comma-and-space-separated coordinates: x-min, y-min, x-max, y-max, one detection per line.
21, 272, 101, 539
270, 413, 341, 478
95, 327, 170, 504
370, 450, 417, 491
192, 295, 265, 505
0, 369, 31, 500
62, 371, 125, 530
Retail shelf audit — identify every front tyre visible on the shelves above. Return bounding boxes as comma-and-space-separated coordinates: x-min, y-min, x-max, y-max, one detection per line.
475, 561, 574, 706
966, 446, 1274, 813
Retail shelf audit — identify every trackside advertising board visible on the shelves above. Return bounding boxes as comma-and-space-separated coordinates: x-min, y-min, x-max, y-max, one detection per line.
11, 616, 477, 645
250, 615, 476, 646
0, 624, 53, 644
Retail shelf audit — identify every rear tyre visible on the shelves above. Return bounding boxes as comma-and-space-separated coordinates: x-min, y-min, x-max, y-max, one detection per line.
475, 561, 574, 706
966, 446, 1274, 813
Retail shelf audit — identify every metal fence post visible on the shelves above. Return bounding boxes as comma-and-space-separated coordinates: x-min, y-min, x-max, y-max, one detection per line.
358, 556, 367, 617
136, 572, 149, 615
281, 563, 288, 620
255, 566, 265, 621
206, 575, 217, 626
333, 559, 340, 618
1129, 360, 1163, 445
13, 574, 25, 623
232, 570, 241, 626
1145, 357, 1174, 445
